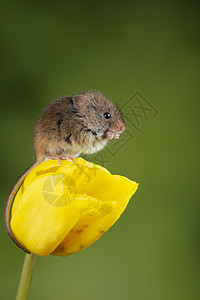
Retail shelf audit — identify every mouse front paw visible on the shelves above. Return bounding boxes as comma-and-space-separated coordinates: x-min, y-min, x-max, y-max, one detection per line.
105, 130, 120, 140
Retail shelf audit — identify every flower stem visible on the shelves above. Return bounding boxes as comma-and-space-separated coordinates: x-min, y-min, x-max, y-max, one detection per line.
16, 253, 36, 300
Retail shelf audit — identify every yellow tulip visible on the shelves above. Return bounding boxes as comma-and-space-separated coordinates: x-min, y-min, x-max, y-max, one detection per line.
8, 158, 138, 257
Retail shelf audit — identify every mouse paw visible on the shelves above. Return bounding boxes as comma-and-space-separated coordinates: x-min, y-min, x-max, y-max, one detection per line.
59, 155, 74, 162
105, 130, 121, 140
105, 131, 115, 140
45, 155, 74, 165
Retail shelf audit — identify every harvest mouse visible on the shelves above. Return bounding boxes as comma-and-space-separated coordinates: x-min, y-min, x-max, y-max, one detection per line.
34, 90, 125, 162
5, 90, 125, 252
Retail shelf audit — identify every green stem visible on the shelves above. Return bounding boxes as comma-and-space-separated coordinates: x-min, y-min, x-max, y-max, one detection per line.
16, 253, 36, 300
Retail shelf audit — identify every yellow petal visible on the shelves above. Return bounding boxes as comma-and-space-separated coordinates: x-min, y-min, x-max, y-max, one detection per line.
52, 170, 138, 256
11, 160, 78, 256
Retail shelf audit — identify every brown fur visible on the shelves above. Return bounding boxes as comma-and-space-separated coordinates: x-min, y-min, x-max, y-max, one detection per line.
34, 91, 125, 162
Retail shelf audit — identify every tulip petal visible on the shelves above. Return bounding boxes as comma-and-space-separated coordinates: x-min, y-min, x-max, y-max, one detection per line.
52, 175, 138, 256
10, 161, 79, 256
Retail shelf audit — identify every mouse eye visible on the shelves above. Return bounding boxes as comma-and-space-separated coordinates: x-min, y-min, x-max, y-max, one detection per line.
104, 112, 111, 119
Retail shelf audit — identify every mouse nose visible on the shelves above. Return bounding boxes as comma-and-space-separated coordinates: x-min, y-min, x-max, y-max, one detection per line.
119, 125, 126, 133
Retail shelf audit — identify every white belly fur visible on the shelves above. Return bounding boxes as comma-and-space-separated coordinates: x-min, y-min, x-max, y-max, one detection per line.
83, 140, 108, 154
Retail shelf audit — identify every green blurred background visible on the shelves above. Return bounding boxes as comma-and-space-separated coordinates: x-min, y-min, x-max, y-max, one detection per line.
0, 0, 199, 299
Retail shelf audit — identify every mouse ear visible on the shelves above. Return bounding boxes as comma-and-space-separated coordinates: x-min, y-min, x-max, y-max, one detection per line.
73, 92, 92, 109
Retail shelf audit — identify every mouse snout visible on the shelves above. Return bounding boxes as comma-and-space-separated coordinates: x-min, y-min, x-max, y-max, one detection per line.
118, 124, 126, 133
105, 123, 126, 140
112, 123, 126, 134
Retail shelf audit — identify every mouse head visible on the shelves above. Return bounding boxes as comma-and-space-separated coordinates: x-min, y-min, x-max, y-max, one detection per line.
73, 91, 125, 140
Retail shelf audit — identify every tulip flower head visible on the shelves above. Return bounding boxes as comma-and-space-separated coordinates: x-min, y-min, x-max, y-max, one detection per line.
7, 158, 138, 257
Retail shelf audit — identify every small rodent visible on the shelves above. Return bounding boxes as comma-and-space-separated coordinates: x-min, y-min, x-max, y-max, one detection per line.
34, 90, 125, 162
5, 90, 125, 252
